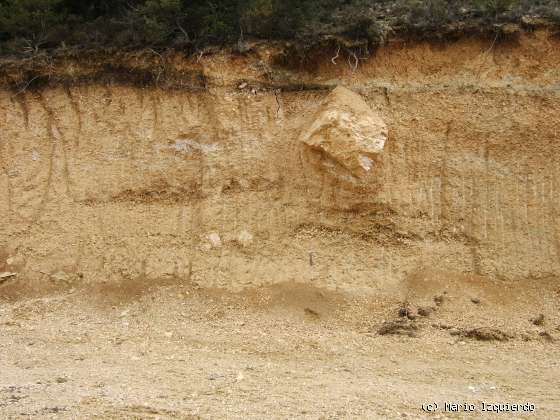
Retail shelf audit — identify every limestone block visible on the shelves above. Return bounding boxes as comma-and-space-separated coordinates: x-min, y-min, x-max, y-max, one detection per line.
300, 86, 387, 179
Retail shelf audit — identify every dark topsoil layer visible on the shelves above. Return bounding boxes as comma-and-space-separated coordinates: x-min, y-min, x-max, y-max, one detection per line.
1, 0, 560, 92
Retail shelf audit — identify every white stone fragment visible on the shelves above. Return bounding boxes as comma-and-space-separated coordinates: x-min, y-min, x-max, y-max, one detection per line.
207, 233, 222, 248
237, 230, 254, 247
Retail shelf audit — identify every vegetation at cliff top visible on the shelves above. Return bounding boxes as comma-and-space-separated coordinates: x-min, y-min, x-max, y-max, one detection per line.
0, 0, 559, 56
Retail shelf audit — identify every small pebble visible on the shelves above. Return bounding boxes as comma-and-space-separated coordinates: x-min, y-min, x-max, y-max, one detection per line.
531, 314, 545, 326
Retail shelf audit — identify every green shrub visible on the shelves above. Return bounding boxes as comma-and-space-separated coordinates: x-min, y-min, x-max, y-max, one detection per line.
0, 0, 67, 50
136, 0, 182, 44
0, 0, 560, 55
402, 0, 456, 32
475, 0, 519, 16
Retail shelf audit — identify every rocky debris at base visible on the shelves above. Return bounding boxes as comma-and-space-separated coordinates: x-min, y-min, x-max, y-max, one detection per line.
376, 319, 418, 337
452, 327, 512, 342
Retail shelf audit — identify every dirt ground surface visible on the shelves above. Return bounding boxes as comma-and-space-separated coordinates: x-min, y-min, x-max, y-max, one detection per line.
1, 277, 559, 419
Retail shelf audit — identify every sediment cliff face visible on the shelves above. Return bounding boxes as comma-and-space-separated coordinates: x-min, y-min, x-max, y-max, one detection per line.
1, 31, 560, 293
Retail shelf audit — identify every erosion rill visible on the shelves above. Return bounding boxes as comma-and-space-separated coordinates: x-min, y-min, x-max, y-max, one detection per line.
1, 31, 560, 296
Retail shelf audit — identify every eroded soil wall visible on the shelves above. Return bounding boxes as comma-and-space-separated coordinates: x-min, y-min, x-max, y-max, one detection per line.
1, 31, 560, 293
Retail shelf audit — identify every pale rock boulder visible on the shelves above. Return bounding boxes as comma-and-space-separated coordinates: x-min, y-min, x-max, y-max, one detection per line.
207, 232, 222, 249
300, 86, 387, 179
237, 230, 254, 247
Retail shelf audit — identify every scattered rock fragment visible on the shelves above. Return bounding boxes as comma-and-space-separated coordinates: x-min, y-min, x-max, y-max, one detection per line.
304, 307, 320, 317
6, 255, 25, 267
376, 320, 418, 337
206, 233, 222, 249
471, 298, 481, 304
456, 327, 511, 342
449, 328, 461, 336
531, 314, 545, 326
237, 230, 254, 247
433, 295, 445, 306
417, 307, 434, 317
432, 323, 453, 330
539, 331, 555, 342
50, 271, 73, 284
398, 305, 416, 320
0, 272, 17, 284
398, 306, 410, 318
